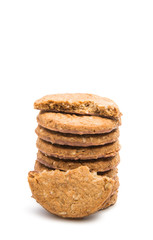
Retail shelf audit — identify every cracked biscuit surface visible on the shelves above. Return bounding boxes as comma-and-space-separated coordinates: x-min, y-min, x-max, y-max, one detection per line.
34, 93, 121, 119
34, 158, 119, 175
37, 111, 121, 135
28, 166, 114, 218
34, 161, 119, 211
36, 151, 120, 172
34, 160, 120, 193
36, 125, 120, 147
36, 138, 120, 160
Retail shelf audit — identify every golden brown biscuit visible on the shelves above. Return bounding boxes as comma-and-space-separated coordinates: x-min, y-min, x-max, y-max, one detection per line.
34, 160, 120, 194
33, 161, 119, 211
36, 151, 120, 172
28, 166, 114, 218
35, 125, 120, 147
36, 138, 120, 160
37, 111, 121, 135
34, 93, 121, 119
34, 159, 118, 175
32, 160, 119, 212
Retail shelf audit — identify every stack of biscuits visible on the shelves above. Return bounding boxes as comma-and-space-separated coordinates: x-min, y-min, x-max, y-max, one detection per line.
28, 93, 122, 218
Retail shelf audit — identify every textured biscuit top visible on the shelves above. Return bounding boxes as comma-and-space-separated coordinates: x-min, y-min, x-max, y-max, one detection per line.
34, 160, 120, 197
34, 93, 121, 119
28, 166, 114, 218
37, 111, 120, 135
33, 161, 119, 211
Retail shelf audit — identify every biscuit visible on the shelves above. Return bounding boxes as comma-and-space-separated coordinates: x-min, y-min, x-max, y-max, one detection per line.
34, 159, 118, 176
36, 138, 120, 160
36, 150, 120, 172
34, 160, 120, 193
33, 162, 119, 211
35, 125, 120, 147
34, 93, 121, 119
28, 166, 114, 218
37, 111, 121, 135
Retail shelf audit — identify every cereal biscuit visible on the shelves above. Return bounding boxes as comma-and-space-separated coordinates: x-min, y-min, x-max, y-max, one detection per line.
34, 160, 120, 193
28, 166, 114, 218
37, 111, 121, 135
33, 161, 119, 211
36, 138, 120, 160
35, 125, 120, 147
36, 150, 120, 172
34, 159, 118, 175
34, 93, 121, 119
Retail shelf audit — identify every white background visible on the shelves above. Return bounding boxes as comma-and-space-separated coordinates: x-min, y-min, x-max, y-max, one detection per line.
0, 1, 153, 239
